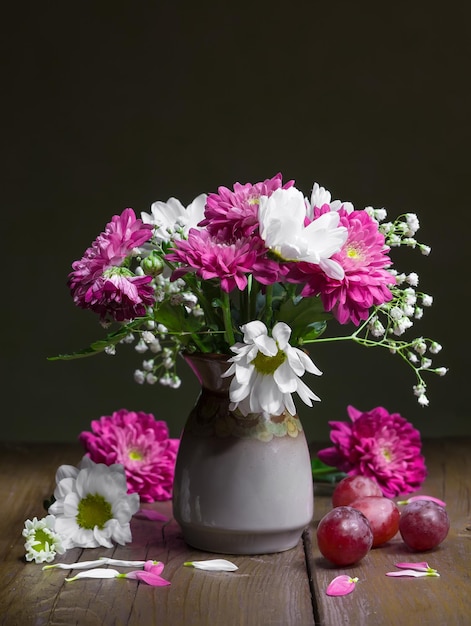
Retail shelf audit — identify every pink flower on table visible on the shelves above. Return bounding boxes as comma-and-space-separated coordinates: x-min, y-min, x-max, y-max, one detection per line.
166, 229, 257, 292
200, 173, 294, 240
68, 208, 155, 322
297, 208, 394, 325
79, 409, 179, 502
317, 405, 426, 498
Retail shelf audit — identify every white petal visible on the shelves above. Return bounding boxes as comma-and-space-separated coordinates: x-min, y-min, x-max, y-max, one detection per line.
253, 334, 277, 356
272, 322, 291, 348
318, 257, 345, 280
283, 392, 296, 416
65, 568, 120, 582
55, 464, 79, 482
258, 375, 285, 415
43, 558, 146, 571
273, 361, 297, 393
241, 320, 267, 343
296, 378, 321, 405
184, 559, 238, 571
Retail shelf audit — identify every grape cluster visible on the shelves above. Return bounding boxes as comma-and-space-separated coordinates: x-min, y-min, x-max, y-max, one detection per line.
316, 475, 450, 566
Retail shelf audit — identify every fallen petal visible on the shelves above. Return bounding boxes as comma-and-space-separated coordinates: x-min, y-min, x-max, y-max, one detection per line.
43, 558, 147, 571
143, 561, 165, 575
326, 575, 359, 596
395, 562, 431, 572
124, 570, 171, 586
386, 570, 440, 578
397, 495, 446, 507
134, 509, 169, 522
184, 559, 238, 572
65, 568, 120, 581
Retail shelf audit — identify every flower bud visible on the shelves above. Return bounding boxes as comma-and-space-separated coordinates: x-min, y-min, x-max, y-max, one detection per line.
141, 252, 164, 276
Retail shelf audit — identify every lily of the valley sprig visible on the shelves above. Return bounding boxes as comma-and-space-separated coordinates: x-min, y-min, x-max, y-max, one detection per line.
51, 174, 447, 416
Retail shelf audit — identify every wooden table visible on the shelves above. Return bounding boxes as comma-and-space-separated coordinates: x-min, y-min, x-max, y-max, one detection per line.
1, 439, 469, 625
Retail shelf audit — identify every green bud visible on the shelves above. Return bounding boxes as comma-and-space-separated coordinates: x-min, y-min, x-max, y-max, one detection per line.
141, 252, 164, 276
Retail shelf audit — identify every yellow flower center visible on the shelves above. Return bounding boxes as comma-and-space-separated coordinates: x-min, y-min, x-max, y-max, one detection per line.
128, 449, 143, 461
382, 448, 393, 462
32, 528, 51, 552
252, 349, 286, 375
247, 196, 260, 206
76, 493, 113, 530
346, 244, 363, 259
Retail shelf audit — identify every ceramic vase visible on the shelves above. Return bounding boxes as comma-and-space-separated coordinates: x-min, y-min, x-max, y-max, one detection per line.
172, 353, 314, 554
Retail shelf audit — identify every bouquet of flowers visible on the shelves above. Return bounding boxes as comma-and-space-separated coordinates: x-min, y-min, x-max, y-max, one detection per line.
53, 173, 446, 416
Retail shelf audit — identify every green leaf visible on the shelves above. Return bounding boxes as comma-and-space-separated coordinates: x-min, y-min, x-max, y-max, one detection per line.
152, 301, 202, 334
311, 458, 346, 484
276, 296, 331, 344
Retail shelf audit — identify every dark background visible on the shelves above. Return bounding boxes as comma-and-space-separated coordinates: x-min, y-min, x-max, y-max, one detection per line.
2, 2, 469, 444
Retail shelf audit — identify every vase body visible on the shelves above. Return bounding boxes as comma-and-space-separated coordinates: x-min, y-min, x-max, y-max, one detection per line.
172, 353, 314, 555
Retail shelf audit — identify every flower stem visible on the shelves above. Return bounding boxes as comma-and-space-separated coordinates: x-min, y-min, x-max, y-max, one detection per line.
264, 284, 273, 328
221, 290, 235, 347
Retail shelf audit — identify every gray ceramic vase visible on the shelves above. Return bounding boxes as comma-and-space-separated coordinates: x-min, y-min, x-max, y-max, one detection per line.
172, 353, 314, 555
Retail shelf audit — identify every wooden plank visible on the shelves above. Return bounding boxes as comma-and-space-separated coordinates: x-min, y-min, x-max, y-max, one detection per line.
307, 438, 471, 626
0, 443, 315, 626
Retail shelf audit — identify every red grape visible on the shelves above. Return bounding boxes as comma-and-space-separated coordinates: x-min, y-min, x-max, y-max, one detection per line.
317, 506, 373, 565
399, 500, 450, 551
350, 496, 400, 547
332, 475, 382, 507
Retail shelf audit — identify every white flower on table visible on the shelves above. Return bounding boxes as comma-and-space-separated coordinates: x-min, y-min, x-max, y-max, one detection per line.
22, 515, 65, 563
48, 457, 139, 549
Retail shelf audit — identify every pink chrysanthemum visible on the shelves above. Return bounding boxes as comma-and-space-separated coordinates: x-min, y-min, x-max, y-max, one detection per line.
298, 208, 394, 325
166, 228, 258, 292
69, 209, 155, 321
200, 173, 294, 239
79, 409, 179, 502
317, 405, 427, 498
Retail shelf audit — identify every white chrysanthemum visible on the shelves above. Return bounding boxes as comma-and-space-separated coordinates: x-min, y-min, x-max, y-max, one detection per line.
223, 321, 322, 417
141, 194, 207, 243
48, 457, 139, 550
22, 515, 66, 563
258, 187, 347, 279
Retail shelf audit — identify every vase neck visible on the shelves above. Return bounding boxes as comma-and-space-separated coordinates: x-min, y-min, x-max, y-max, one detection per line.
183, 353, 232, 394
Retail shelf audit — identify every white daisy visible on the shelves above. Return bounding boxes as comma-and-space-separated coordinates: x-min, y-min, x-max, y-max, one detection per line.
223, 321, 322, 417
22, 515, 66, 563
141, 193, 207, 243
258, 187, 347, 279
48, 457, 139, 550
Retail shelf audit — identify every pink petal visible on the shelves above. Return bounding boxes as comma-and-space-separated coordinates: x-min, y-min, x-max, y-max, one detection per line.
326, 575, 358, 596
144, 560, 165, 575
134, 509, 169, 522
395, 562, 431, 572
126, 570, 171, 586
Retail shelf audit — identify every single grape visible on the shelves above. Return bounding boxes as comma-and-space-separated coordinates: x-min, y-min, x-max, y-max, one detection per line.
316, 506, 373, 565
399, 500, 450, 551
332, 475, 382, 507
350, 496, 400, 547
